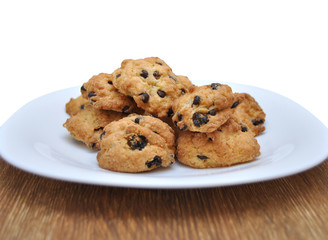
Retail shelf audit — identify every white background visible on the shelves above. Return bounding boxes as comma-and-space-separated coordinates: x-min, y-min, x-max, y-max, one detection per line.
0, 0, 327, 128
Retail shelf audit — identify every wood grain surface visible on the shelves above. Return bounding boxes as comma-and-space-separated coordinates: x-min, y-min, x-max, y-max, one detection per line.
0, 156, 327, 240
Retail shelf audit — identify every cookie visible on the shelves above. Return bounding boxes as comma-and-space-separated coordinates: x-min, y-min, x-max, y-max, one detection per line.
112, 57, 192, 118
142, 110, 180, 138
81, 73, 138, 113
97, 115, 176, 173
65, 95, 89, 116
172, 83, 235, 133
231, 93, 266, 136
176, 75, 195, 96
63, 105, 127, 150
176, 117, 260, 168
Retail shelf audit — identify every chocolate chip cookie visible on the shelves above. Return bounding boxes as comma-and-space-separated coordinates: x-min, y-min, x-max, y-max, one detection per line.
97, 115, 176, 172
112, 57, 192, 118
81, 73, 138, 113
231, 93, 266, 136
172, 83, 235, 133
176, 117, 261, 168
63, 105, 127, 150
65, 95, 90, 116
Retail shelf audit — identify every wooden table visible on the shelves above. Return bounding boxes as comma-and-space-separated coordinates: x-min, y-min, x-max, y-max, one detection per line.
1, 156, 327, 240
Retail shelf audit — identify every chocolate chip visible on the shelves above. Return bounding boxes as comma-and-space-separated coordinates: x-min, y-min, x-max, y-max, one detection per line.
197, 155, 208, 160
94, 127, 104, 131
122, 105, 130, 113
100, 131, 106, 140
145, 155, 162, 168
108, 81, 113, 85
231, 101, 239, 108
157, 90, 166, 98
217, 129, 223, 132
208, 109, 217, 116
241, 126, 248, 132
169, 75, 177, 81
116, 73, 121, 78
211, 83, 221, 90
192, 112, 209, 127
156, 62, 163, 65
179, 125, 188, 131
174, 121, 178, 126
88, 91, 96, 98
135, 117, 141, 124
140, 93, 149, 103
153, 71, 161, 79
181, 88, 186, 94
80, 104, 85, 110
208, 138, 213, 142
81, 85, 86, 91
193, 96, 201, 105
140, 70, 148, 78
167, 107, 174, 117
128, 134, 148, 151
252, 119, 264, 126
91, 143, 96, 149
177, 113, 183, 121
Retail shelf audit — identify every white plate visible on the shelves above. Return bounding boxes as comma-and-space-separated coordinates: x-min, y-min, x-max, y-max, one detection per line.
1, 83, 328, 189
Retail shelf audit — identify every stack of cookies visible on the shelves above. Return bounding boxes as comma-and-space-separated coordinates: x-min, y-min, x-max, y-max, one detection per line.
63, 57, 266, 173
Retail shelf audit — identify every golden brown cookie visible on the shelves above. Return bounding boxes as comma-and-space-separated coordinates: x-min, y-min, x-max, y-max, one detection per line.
97, 115, 176, 173
63, 105, 127, 150
176, 75, 195, 96
112, 57, 192, 118
176, 117, 261, 168
142, 111, 180, 138
231, 93, 266, 136
172, 84, 235, 133
65, 95, 89, 116
81, 73, 138, 113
